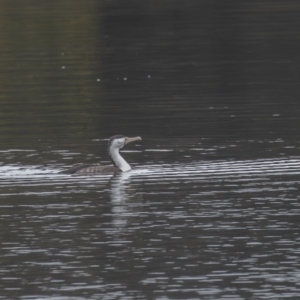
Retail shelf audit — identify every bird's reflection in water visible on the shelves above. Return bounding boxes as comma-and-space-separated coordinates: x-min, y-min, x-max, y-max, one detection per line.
109, 171, 133, 229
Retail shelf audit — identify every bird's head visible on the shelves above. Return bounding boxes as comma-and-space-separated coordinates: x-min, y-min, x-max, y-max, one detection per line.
108, 135, 142, 154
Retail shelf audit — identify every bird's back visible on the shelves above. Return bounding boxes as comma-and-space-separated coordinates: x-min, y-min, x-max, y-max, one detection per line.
59, 164, 120, 174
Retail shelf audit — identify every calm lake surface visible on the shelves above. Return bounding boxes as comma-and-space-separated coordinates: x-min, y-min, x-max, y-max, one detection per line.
1, 1, 300, 299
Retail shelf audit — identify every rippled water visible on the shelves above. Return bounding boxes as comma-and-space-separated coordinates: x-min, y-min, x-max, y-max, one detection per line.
1, 142, 300, 299
1, 0, 300, 299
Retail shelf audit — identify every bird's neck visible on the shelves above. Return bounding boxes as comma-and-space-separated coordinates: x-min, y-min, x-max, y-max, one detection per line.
109, 148, 131, 172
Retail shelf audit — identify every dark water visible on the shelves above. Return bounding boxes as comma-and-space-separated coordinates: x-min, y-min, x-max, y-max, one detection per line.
1, 1, 300, 299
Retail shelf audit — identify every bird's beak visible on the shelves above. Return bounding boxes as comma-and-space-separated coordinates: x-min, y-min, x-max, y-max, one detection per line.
124, 136, 142, 145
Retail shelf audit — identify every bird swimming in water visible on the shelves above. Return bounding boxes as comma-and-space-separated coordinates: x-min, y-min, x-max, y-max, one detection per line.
59, 135, 142, 174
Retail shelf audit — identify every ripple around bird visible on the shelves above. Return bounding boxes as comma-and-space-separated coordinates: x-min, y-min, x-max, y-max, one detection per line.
0, 152, 300, 299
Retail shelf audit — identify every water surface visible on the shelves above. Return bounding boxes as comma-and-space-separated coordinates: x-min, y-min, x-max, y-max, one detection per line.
1, 1, 300, 299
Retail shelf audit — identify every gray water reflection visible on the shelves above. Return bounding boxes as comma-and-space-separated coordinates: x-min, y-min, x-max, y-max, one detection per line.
110, 172, 133, 229
1, 149, 300, 299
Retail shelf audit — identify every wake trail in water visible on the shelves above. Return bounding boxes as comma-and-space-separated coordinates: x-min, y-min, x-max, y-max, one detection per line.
133, 157, 300, 178
1, 157, 300, 181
